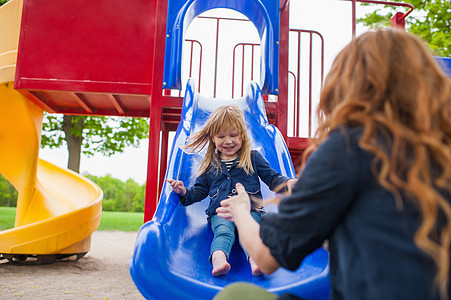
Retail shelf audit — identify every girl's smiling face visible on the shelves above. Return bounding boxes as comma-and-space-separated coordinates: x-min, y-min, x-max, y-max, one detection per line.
212, 126, 242, 160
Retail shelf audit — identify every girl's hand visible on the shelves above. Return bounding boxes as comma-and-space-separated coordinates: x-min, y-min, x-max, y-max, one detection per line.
286, 179, 298, 193
166, 179, 187, 196
216, 183, 251, 222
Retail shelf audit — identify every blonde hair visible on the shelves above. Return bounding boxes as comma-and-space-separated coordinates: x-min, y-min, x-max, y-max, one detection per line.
304, 29, 451, 298
184, 104, 254, 175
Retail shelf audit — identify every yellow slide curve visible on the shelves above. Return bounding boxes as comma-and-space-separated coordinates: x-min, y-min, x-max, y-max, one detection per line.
0, 0, 103, 262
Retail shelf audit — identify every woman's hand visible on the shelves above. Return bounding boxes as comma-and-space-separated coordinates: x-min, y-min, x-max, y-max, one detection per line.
166, 179, 187, 196
216, 183, 250, 222
217, 182, 280, 275
286, 179, 298, 193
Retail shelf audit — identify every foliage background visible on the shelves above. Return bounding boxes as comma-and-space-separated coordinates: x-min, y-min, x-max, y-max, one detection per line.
0, 175, 18, 207
358, 0, 450, 57
85, 174, 145, 212
0, 173, 145, 212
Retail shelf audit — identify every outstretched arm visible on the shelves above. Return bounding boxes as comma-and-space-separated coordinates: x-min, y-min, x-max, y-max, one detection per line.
286, 179, 298, 193
166, 179, 187, 196
216, 183, 280, 274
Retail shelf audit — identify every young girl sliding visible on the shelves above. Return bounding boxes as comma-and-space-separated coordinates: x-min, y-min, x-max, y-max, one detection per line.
167, 104, 297, 277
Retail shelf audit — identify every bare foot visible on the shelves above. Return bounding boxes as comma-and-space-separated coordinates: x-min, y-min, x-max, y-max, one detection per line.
249, 257, 263, 276
211, 251, 231, 276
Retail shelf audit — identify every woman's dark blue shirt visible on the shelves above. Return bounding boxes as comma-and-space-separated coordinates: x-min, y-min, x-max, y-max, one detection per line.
260, 126, 450, 300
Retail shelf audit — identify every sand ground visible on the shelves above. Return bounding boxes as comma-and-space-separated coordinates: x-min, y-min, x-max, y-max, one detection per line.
0, 231, 145, 300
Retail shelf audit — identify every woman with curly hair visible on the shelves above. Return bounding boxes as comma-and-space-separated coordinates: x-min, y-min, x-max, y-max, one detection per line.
215, 29, 451, 300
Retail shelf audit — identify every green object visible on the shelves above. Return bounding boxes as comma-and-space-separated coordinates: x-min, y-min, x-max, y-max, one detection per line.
0, 206, 16, 230
214, 283, 278, 300
358, 0, 450, 57
98, 211, 144, 231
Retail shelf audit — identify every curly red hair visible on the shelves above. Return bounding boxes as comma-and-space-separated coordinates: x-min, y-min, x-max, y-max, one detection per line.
304, 29, 451, 298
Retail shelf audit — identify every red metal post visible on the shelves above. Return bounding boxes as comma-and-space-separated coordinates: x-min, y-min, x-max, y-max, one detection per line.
232, 46, 236, 98
288, 70, 296, 136
278, 0, 290, 138
296, 31, 301, 137
241, 45, 245, 97
144, 0, 168, 222
308, 32, 313, 137
213, 18, 220, 98
192, 40, 203, 91
159, 129, 169, 192
251, 46, 255, 81
391, 11, 406, 29
352, 0, 356, 38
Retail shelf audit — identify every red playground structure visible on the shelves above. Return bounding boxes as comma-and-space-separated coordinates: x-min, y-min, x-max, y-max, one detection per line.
10, 0, 416, 222
5, 0, 451, 298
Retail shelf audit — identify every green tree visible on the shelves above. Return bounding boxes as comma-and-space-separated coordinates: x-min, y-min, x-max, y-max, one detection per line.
42, 114, 149, 173
0, 174, 18, 207
358, 0, 450, 56
0, 0, 9, 5
86, 174, 124, 211
123, 179, 139, 212
130, 183, 146, 212
85, 174, 145, 212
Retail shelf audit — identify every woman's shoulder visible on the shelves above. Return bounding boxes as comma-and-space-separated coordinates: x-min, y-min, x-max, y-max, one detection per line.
328, 125, 363, 145
312, 125, 364, 160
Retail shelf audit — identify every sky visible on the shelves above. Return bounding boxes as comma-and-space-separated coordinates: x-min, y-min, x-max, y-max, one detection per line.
40, 0, 371, 185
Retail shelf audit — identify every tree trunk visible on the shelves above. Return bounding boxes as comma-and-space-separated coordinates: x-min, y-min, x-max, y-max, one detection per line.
63, 115, 84, 173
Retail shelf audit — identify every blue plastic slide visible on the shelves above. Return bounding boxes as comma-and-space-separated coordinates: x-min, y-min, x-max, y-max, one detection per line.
435, 57, 451, 77
129, 79, 330, 300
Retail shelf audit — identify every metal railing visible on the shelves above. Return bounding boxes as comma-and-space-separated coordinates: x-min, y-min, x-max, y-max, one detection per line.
163, 16, 326, 140
164, 39, 202, 97
288, 29, 324, 138
232, 43, 259, 98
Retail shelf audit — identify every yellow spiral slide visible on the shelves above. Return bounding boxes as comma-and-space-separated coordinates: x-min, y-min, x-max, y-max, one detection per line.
0, 0, 102, 262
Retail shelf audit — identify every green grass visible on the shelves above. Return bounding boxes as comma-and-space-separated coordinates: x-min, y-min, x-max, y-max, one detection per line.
0, 206, 16, 230
0, 207, 144, 232
98, 211, 144, 231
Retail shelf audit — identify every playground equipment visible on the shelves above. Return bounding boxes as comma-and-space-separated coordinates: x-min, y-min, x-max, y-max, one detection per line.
130, 79, 330, 299
130, 0, 332, 298
163, 0, 280, 94
1, 0, 450, 297
0, 0, 102, 262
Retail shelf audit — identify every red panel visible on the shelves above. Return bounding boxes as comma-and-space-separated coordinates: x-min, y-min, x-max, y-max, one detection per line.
15, 0, 157, 95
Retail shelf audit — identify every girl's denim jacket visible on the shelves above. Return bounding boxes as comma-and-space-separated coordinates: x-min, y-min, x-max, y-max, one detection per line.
180, 150, 291, 218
